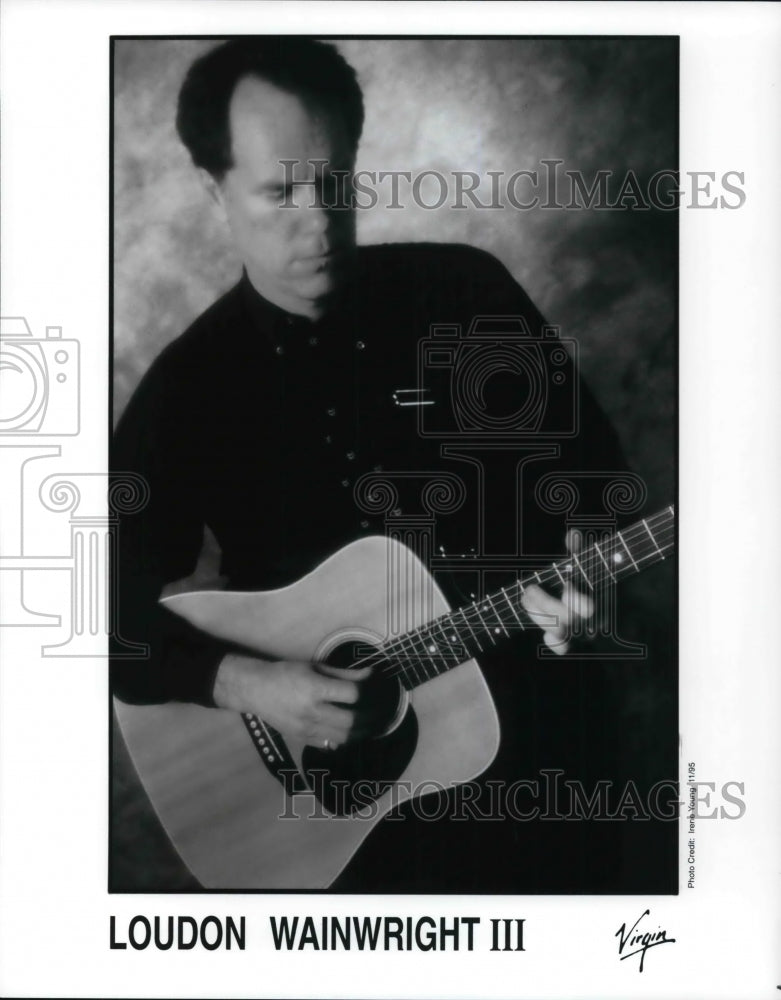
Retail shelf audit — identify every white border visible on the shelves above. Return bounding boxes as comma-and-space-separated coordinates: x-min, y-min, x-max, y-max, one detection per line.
2, 2, 780, 998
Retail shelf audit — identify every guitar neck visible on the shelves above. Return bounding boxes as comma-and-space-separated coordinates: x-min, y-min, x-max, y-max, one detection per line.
378, 506, 675, 689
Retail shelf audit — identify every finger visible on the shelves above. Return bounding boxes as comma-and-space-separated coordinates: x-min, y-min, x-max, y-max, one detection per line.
316, 662, 373, 683
316, 676, 362, 705
522, 583, 573, 651
521, 584, 567, 638
543, 629, 570, 656
528, 583, 592, 628
310, 729, 346, 750
315, 662, 373, 704
313, 704, 356, 746
318, 702, 355, 730
316, 662, 373, 680
561, 582, 594, 621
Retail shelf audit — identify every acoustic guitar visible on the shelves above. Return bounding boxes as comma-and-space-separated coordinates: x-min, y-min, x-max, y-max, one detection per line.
114, 505, 675, 889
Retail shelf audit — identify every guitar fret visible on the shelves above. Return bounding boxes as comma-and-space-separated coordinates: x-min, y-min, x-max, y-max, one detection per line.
457, 606, 483, 652
616, 530, 639, 571
434, 618, 464, 663
636, 544, 671, 566
472, 602, 496, 644
485, 594, 509, 638
394, 646, 420, 687
416, 630, 442, 676
501, 587, 525, 630
642, 518, 664, 558
570, 550, 594, 591
369, 506, 675, 692
432, 620, 451, 661
405, 653, 427, 688
593, 541, 616, 583
612, 539, 639, 579
399, 634, 430, 684
552, 562, 568, 587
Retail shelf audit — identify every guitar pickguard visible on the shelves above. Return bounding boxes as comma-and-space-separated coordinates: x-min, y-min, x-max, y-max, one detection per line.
117, 534, 501, 888
242, 640, 419, 816
302, 709, 419, 816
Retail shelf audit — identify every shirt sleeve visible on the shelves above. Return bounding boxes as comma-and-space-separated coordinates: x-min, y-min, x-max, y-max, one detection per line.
110, 345, 232, 706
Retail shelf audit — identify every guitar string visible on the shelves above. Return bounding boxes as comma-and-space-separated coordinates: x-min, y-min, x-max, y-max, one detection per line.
375, 543, 676, 688
373, 517, 676, 683
367, 512, 675, 686
354, 538, 676, 690
241, 512, 675, 757
384, 529, 676, 685
384, 514, 674, 661
352, 540, 676, 689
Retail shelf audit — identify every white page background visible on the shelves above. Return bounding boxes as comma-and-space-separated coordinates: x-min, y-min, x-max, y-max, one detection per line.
1, 2, 779, 998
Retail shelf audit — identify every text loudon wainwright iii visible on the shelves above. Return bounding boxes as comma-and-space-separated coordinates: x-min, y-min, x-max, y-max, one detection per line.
109, 914, 528, 952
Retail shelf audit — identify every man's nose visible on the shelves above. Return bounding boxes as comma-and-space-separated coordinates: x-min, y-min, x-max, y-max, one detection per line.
302, 187, 350, 245
302, 196, 330, 237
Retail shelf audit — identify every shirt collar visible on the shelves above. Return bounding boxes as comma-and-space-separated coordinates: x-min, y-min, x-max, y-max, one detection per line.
237, 261, 359, 354
238, 270, 312, 351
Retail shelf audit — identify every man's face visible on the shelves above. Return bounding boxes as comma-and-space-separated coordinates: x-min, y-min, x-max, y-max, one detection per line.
209, 75, 357, 319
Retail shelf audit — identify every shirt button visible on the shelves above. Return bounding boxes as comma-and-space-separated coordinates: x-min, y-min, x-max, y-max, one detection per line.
373, 464, 383, 472
308, 336, 319, 346
324, 435, 332, 444
327, 407, 336, 417
275, 345, 284, 356
355, 340, 365, 350
360, 520, 369, 529
346, 451, 355, 461
342, 479, 350, 488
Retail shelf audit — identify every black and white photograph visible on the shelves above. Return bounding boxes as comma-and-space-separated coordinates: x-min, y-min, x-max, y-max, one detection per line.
1, 2, 779, 998
110, 35, 678, 894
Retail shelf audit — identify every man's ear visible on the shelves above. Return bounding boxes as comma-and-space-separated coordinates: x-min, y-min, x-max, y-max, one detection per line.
198, 168, 225, 210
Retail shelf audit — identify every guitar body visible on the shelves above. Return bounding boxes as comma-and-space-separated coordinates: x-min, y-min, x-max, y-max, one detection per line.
114, 535, 500, 889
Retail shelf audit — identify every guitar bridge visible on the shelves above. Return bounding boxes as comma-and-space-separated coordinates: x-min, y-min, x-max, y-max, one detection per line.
241, 714, 308, 795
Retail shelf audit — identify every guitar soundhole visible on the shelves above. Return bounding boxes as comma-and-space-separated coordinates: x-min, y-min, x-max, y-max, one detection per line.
301, 640, 418, 817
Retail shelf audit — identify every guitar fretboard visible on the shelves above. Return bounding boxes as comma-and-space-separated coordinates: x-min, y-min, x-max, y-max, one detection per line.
369, 506, 675, 689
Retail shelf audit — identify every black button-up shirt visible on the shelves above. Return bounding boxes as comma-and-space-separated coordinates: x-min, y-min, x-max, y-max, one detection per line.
112, 242, 624, 707
111, 241, 679, 893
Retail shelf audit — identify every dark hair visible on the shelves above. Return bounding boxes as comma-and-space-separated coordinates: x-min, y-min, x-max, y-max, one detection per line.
176, 38, 364, 178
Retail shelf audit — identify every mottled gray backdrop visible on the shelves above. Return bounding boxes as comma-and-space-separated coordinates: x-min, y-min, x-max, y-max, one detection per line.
112, 37, 677, 889
114, 37, 676, 510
